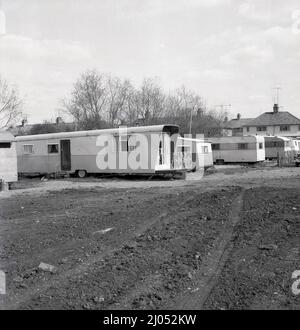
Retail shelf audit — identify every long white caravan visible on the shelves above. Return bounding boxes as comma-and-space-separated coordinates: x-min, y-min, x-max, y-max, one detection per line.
210, 135, 265, 164
0, 131, 18, 184
16, 125, 185, 177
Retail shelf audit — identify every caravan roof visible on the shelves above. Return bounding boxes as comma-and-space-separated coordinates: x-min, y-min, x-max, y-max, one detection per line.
0, 130, 15, 142
15, 124, 179, 142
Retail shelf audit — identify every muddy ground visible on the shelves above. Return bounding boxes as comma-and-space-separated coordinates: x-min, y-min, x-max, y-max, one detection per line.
0, 166, 299, 310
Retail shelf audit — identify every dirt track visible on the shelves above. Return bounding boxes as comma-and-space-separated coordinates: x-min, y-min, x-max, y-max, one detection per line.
0, 166, 299, 310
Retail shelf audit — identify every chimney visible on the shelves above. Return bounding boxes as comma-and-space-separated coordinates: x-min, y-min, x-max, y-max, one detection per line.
237, 113, 241, 120
273, 104, 279, 113
197, 108, 204, 117
56, 116, 63, 124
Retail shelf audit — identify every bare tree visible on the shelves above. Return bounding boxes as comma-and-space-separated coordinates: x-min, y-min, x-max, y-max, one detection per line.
135, 78, 166, 125
62, 70, 108, 130
62, 70, 229, 135
0, 76, 23, 128
106, 76, 133, 127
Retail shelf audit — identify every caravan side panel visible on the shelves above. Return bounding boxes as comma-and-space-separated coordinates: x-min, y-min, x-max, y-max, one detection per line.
0, 141, 18, 182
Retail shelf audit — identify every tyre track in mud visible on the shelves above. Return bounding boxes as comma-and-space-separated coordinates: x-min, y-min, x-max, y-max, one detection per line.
1, 186, 241, 310
164, 189, 245, 310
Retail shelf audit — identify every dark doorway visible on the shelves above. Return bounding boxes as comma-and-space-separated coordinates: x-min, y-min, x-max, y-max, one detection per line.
170, 140, 175, 168
60, 140, 71, 171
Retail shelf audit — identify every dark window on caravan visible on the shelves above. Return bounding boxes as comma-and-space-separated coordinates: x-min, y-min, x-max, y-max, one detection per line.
238, 143, 248, 150
0, 142, 11, 148
202, 146, 209, 154
247, 127, 250, 132
212, 144, 220, 150
259, 143, 263, 149
0, 142, 11, 149
48, 144, 59, 154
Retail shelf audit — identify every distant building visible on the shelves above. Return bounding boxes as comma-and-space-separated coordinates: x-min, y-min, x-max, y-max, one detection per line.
243, 104, 300, 137
222, 113, 254, 136
9, 118, 77, 136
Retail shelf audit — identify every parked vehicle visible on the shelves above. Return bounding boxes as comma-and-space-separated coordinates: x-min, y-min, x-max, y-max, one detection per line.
264, 136, 293, 160
16, 125, 185, 177
291, 139, 300, 153
0, 130, 18, 185
210, 135, 265, 164
176, 137, 213, 171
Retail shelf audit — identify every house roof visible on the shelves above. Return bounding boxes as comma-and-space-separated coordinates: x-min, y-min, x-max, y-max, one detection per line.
244, 111, 300, 127
222, 118, 253, 129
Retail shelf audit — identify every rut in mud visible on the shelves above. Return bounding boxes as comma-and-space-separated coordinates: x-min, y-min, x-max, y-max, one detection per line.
0, 171, 299, 310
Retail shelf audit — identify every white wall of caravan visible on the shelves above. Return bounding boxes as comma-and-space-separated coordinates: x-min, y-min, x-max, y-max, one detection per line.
210, 136, 265, 163
0, 141, 18, 182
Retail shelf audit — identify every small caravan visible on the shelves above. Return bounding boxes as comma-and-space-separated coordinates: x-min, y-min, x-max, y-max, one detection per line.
16, 125, 185, 177
0, 131, 18, 184
177, 137, 213, 171
264, 136, 293, 160
210, 135, 265, 164
291, 139, 300, 153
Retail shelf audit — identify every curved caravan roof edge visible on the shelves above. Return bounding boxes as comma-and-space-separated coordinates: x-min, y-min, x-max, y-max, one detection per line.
15, 124, 179, 141
264, 136, 291, 142
0, 130, 16, 142
210, 135, 264, 142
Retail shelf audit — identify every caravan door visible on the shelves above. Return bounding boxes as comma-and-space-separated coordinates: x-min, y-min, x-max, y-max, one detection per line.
60, 139, 71, 171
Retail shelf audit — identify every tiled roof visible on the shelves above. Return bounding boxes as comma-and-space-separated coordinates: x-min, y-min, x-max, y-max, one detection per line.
222, 118, 253, 129
244, 112, 300, 127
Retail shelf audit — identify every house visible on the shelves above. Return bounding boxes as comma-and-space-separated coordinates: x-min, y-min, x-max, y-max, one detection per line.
242, 104, 300, 137
222, 113, 254, 136
0, 130, 18, 185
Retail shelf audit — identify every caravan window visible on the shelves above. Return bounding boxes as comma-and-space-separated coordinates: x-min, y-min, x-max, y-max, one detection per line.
202, 146, 209, 154
212, 144, 220, 150
48, 144, 59, 154
23, 144, 34, 154
259, 143, 263, 149
238, 143, 248, 150
0, 142, 11, 148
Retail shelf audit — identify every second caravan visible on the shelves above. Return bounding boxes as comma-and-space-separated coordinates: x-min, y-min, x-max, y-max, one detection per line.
210, 135, 265, 164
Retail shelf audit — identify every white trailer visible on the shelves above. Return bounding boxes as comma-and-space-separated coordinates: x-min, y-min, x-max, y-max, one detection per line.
291, 139, 300, 153
264, 136, 293, 160
177, 137, 213, 171
0, 131, 18, 185
210, 135, 265, 164
16, 125, 185, 177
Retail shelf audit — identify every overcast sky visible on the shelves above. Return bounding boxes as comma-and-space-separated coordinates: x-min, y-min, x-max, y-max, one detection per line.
0, 0, 300, 123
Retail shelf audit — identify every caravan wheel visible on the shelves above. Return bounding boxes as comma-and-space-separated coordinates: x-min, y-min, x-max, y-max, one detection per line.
77, 170, 87, 178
